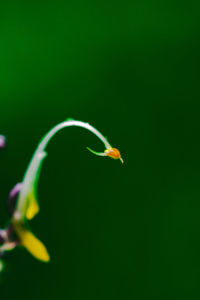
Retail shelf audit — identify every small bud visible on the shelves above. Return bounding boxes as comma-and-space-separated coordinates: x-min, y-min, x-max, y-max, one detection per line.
104, 148, 124, 163
8, 183, 22, 216
0, 135, 6, 149
0, 230, 7, 245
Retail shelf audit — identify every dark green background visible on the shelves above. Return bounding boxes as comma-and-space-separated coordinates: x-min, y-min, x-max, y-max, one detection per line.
0, 1, 200, 299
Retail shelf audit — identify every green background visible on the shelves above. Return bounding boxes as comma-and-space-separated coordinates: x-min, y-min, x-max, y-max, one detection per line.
0, 1, 200, 299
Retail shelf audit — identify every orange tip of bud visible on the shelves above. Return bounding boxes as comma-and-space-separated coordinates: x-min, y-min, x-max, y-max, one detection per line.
104, 148, 123, 163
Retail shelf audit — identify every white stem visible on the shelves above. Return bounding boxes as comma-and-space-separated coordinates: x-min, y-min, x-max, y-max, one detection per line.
16, 120, 112, 218
39, 121, 111, 151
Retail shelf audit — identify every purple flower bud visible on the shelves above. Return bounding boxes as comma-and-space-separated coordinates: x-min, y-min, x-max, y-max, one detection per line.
0, 135, 6, 149
8, 183, 22, 216
0, 230, 6, 245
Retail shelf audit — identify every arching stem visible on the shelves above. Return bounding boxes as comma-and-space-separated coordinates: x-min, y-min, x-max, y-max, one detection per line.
15, 120, 114, 220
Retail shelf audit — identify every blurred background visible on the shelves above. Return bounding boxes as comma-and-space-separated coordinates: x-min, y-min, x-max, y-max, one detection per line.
0, 1, 200, 299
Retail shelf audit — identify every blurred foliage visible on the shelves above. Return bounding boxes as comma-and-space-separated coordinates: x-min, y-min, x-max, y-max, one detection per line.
0, 1, 200, 299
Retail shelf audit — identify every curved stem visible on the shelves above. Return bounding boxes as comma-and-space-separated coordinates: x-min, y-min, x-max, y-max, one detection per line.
39, 120, 111, 151
15, 120, 112, 219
